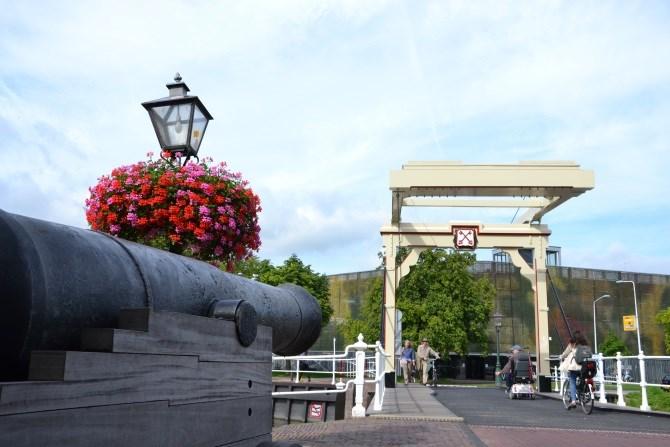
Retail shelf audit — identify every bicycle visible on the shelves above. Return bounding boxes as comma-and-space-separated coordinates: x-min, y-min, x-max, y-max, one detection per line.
428, 357, 440, 388
562, 361, 596, 415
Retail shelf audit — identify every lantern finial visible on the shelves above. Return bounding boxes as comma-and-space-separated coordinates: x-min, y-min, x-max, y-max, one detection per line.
174, 72, 182, 83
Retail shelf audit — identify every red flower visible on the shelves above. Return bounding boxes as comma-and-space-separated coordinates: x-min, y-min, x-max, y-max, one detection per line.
85, 153, 261, 267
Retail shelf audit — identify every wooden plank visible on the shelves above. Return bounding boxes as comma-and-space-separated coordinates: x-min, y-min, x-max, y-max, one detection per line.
81, 310, 272, 363
0, 396, 271, 447
1, 353, 270, 415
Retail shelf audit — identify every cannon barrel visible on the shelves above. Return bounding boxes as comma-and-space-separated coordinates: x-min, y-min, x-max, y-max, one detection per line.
0, 209, 321, 380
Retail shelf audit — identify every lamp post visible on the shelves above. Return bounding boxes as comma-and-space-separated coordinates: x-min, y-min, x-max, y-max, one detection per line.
142, 73, 213, 164
616, 280, 642, 354
592, 294, 610, 354
493, 312, 503, 387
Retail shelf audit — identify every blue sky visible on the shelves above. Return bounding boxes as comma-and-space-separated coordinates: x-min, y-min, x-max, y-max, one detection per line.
1, 0, 669, 275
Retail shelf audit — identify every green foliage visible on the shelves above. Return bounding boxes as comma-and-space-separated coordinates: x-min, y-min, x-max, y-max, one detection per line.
340, 278, 383, 344
233, 256, 274, 279
599, 332, 632, 356
233, 254, 333, 325
625, 387, 670, 412
656, 307, 670, 354
397, 249, 495, 355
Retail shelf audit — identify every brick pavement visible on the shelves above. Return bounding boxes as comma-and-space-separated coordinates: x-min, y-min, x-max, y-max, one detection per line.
471, 425, 670, 447
273, 418, 485, 447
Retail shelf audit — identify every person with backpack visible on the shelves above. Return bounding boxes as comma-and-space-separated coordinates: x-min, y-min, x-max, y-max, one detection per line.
565, 332, 592, 408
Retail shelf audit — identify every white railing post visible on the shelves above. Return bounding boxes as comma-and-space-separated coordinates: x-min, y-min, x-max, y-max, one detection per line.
639, 351, 650, 411
352, 334, 368, 417
616, 352, 625, 407
373, 341, 384, 411
597, 353, 607, 404
552, 366, 558, 392
295, 359, 300, 383
560, 368, 566, 395
332, 337, 336, 385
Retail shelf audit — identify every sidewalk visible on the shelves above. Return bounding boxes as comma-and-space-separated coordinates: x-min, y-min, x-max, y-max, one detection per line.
368, 383, 463, 421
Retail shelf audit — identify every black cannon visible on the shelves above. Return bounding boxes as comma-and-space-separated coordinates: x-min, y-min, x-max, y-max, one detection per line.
0, 209, 322, 381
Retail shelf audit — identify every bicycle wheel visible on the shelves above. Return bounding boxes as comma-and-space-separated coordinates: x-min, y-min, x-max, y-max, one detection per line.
580, 384, 594, 415
562, 380, 571, 409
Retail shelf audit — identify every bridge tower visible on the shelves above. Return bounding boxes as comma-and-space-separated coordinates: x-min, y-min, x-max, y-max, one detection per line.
380, 161, 594, 375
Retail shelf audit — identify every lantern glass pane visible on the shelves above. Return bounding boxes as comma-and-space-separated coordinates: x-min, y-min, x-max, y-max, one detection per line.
164, 103, 192, 148
148, 106, 171, 147
189, 105, 209, 153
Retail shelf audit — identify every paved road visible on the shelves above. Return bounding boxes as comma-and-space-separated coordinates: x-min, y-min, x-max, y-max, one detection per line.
433, 387, 670, 434
433, 386, 670, 447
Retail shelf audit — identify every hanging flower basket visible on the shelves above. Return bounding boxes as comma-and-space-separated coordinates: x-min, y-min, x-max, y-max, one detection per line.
85, 152, 261, 268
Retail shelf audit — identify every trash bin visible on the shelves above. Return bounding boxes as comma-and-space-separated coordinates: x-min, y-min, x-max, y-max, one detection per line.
538, 375, 552, 392
385, 371, 396, 388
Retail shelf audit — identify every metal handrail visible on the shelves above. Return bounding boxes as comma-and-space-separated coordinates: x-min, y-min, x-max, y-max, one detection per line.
271, 334, 390, 417
549, 352, 670, 411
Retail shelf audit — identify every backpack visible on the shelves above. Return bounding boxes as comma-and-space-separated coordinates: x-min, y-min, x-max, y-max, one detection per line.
574, 345, 593, 365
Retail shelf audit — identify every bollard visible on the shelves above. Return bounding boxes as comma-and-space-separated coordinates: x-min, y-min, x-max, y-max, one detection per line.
616, 352, 625, 407
597, 353, 607, 404
351, 334, 368, 417
639, 351, 650, 411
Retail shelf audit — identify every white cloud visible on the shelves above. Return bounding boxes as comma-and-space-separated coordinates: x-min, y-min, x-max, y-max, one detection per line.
0, 0, 669, 274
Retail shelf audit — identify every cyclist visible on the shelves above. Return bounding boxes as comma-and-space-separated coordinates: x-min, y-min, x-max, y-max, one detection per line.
565, 332, 591, 409
558, 336, 576, 393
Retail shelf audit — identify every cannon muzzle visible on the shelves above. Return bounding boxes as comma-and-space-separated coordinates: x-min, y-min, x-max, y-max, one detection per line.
0, 209, 321, 380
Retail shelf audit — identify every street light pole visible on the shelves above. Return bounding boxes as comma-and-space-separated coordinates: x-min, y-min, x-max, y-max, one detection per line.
592, 294, 610, 354
617, 280, 642, 354
493, 313, 503, 387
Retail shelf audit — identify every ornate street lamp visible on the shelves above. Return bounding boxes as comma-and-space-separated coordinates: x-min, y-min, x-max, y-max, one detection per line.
142, 73, 213, 164
493, 312, 503, 387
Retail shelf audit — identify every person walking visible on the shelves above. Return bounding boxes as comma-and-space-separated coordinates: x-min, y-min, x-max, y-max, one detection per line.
417, 338, 439, 385
399, 340, 416, 385
495, 344, 522, 392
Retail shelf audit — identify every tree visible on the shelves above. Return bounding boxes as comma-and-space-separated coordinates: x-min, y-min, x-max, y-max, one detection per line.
397, 249, 495, 355
232, 256, 274, 279
599, 332, 631, 356
340, 278, 383, 343
234, 254, 333, 325
656, 308, 670, 354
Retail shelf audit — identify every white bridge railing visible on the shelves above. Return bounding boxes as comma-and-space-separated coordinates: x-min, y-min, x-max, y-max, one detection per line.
550, 351, 670, 412
272, 334, 390, 418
